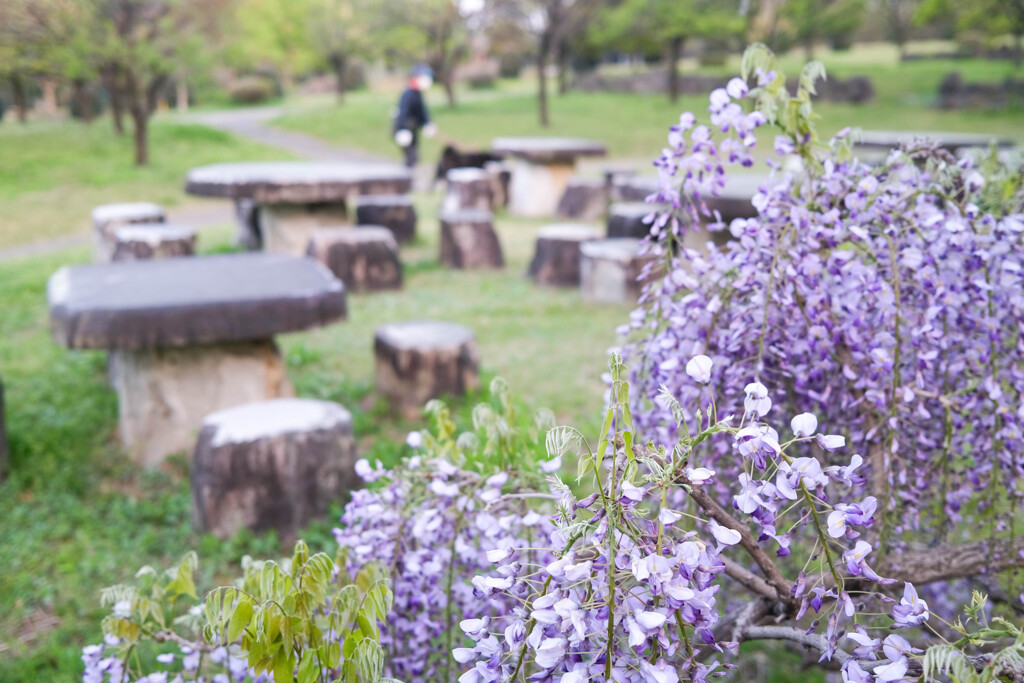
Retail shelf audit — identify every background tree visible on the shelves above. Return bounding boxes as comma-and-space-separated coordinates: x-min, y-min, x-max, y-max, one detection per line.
781, 0, 867, 57
222, 0, 317, 93
306, 0, 378, 103
592, 0, 747, 102
883, 0, 919, 59
917, 0, 1024, 65
0, 0, 65, 123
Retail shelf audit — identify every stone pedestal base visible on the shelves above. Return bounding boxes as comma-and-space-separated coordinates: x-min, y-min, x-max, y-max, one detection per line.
507, 159, 575, 217
580, 238, 659, 305
483, 161, 511, 208
192, 398, 357, 543
111, 340, 294, 467
529, 224, 602, 287
374, 321, 479, 418
234, 199, 262, 250
260, 201, 350, 255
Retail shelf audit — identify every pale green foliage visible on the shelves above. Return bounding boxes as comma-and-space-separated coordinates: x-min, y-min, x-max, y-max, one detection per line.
98, 543, 399, 683
921, 592, 1024, 682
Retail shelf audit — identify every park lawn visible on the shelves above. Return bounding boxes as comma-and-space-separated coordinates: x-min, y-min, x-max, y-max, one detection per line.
273, 45, 1024, 164
0, 187, 629, 681
0, 119, 288, 251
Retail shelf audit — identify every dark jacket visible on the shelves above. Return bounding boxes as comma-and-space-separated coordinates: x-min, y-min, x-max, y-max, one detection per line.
393, 87, 431, 142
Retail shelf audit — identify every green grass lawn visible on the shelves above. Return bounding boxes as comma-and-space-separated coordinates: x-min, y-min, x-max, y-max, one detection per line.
0, 120, 288, 250
0, 185, 629, 680
273, 44, 1023, 165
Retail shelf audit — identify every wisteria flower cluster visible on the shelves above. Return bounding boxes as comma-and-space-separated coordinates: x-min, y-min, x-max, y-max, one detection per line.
621, 46, 1024, 598
334, 381, 558, 683
456, 354, 943, 682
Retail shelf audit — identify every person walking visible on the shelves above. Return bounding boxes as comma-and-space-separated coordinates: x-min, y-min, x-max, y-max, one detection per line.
393, 64, 438, 169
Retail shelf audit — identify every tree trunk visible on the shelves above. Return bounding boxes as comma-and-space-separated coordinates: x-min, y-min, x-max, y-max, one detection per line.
130, 106, 149, 166
537, 32, 551, 127
72, 79, 94, 122
176, 75, 189, 113
101, 68, 125, 135
10, 74, 27, 123
329, 53, 347, 103
667, 36, 683, 102
442, 73, 457, 107
557, 39, 570, 95
40, 77, 58, 116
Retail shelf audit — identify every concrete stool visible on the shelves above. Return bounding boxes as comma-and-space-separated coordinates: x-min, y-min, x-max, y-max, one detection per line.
528, 223, 602, 287
483, 160, 511, 208
374, 321, 479, 418
192, 398, 358, 543
607, 202, 667, 240
556, 179, 608, 220
443, 168, 493, 213
111, 224, 197, 262
92, 202, 165, 263
580, 238, 659, 304
439, 209, 504, 269
306, 226, 402, 291
355, 195, 417, 243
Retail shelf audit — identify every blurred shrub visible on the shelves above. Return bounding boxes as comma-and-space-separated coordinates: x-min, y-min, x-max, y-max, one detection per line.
227, 76, 274, 104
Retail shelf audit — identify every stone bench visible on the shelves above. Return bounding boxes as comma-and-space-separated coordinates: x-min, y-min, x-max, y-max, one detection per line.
48, 254, 347, 466
492, 137, 607, 217
111, 224, 197, 262
443, 167, 494, 213
92, 202, 166, 263
556, 178, 608, 220
192, 398, 358, 542
374, 321, 479, 418
185, 161, 413, 255
440, 209, 504, 269
355, 194, 417, 243
607, 202, 662, 239
580, 238, 659, 304
306, 226, 402, 291
528, 223, 602, 287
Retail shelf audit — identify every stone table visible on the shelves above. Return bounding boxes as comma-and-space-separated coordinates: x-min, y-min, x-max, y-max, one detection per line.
854, 130, 1015, 155
48, 253, 347, 466
185, 161, 413, 256
491, 137, 607, 217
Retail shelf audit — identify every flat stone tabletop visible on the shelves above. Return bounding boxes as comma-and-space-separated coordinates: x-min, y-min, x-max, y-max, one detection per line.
854, 130, 1015, 152
49, 253, 347, 350
492, 137, 608, 163
185, 161, 413, 203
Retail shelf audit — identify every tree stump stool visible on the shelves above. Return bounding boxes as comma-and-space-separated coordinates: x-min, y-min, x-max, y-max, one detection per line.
355, 195, 417, 243
443, 168, 494, 213
111, 224, 197, 262
580, 238, 659, 304
0, 375, 8, 481
610, 175, 657, 202
556, 179, 608, 220
305, 226, 402, 291
192, 398, 358, 543
234, 198, 262, 250
439, 209, 504, 269
374, 321, 479, 418
483, 160, 511, 208
528, 223, 602, 287
92, 202, 166, 263
607, 202, 661, 239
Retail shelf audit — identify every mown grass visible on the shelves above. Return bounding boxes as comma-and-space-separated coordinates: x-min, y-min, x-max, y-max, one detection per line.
0, 182, 629, 680
0, 120, 287, 250
273, 43, 1023, 164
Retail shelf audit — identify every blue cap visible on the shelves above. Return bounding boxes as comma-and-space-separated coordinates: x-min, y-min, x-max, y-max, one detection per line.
411, 63, 434, 79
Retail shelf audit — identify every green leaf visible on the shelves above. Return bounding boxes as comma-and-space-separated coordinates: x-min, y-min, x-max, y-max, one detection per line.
227, 598, 253, 642
273, 653, 295, 683
297, 649, 318, 683
353, 639, 384, 683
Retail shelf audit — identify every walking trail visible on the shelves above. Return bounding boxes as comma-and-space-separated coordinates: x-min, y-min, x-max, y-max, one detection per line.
0, 105, 390, 262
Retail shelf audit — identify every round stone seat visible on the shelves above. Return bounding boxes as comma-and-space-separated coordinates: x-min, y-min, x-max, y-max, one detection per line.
92, 202, 166, 263
305, 226, 402, 291
556, 178, 608, 220
607, 202, 661, 239
528, 223, 602, 287
443, 167, 494, 213
111, 223, 197, 262
580, 238, 660, 304
355, 194, 417, 243
439, 209, 504, 269
374, 321, 479, 418
192, 398, 358, 542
